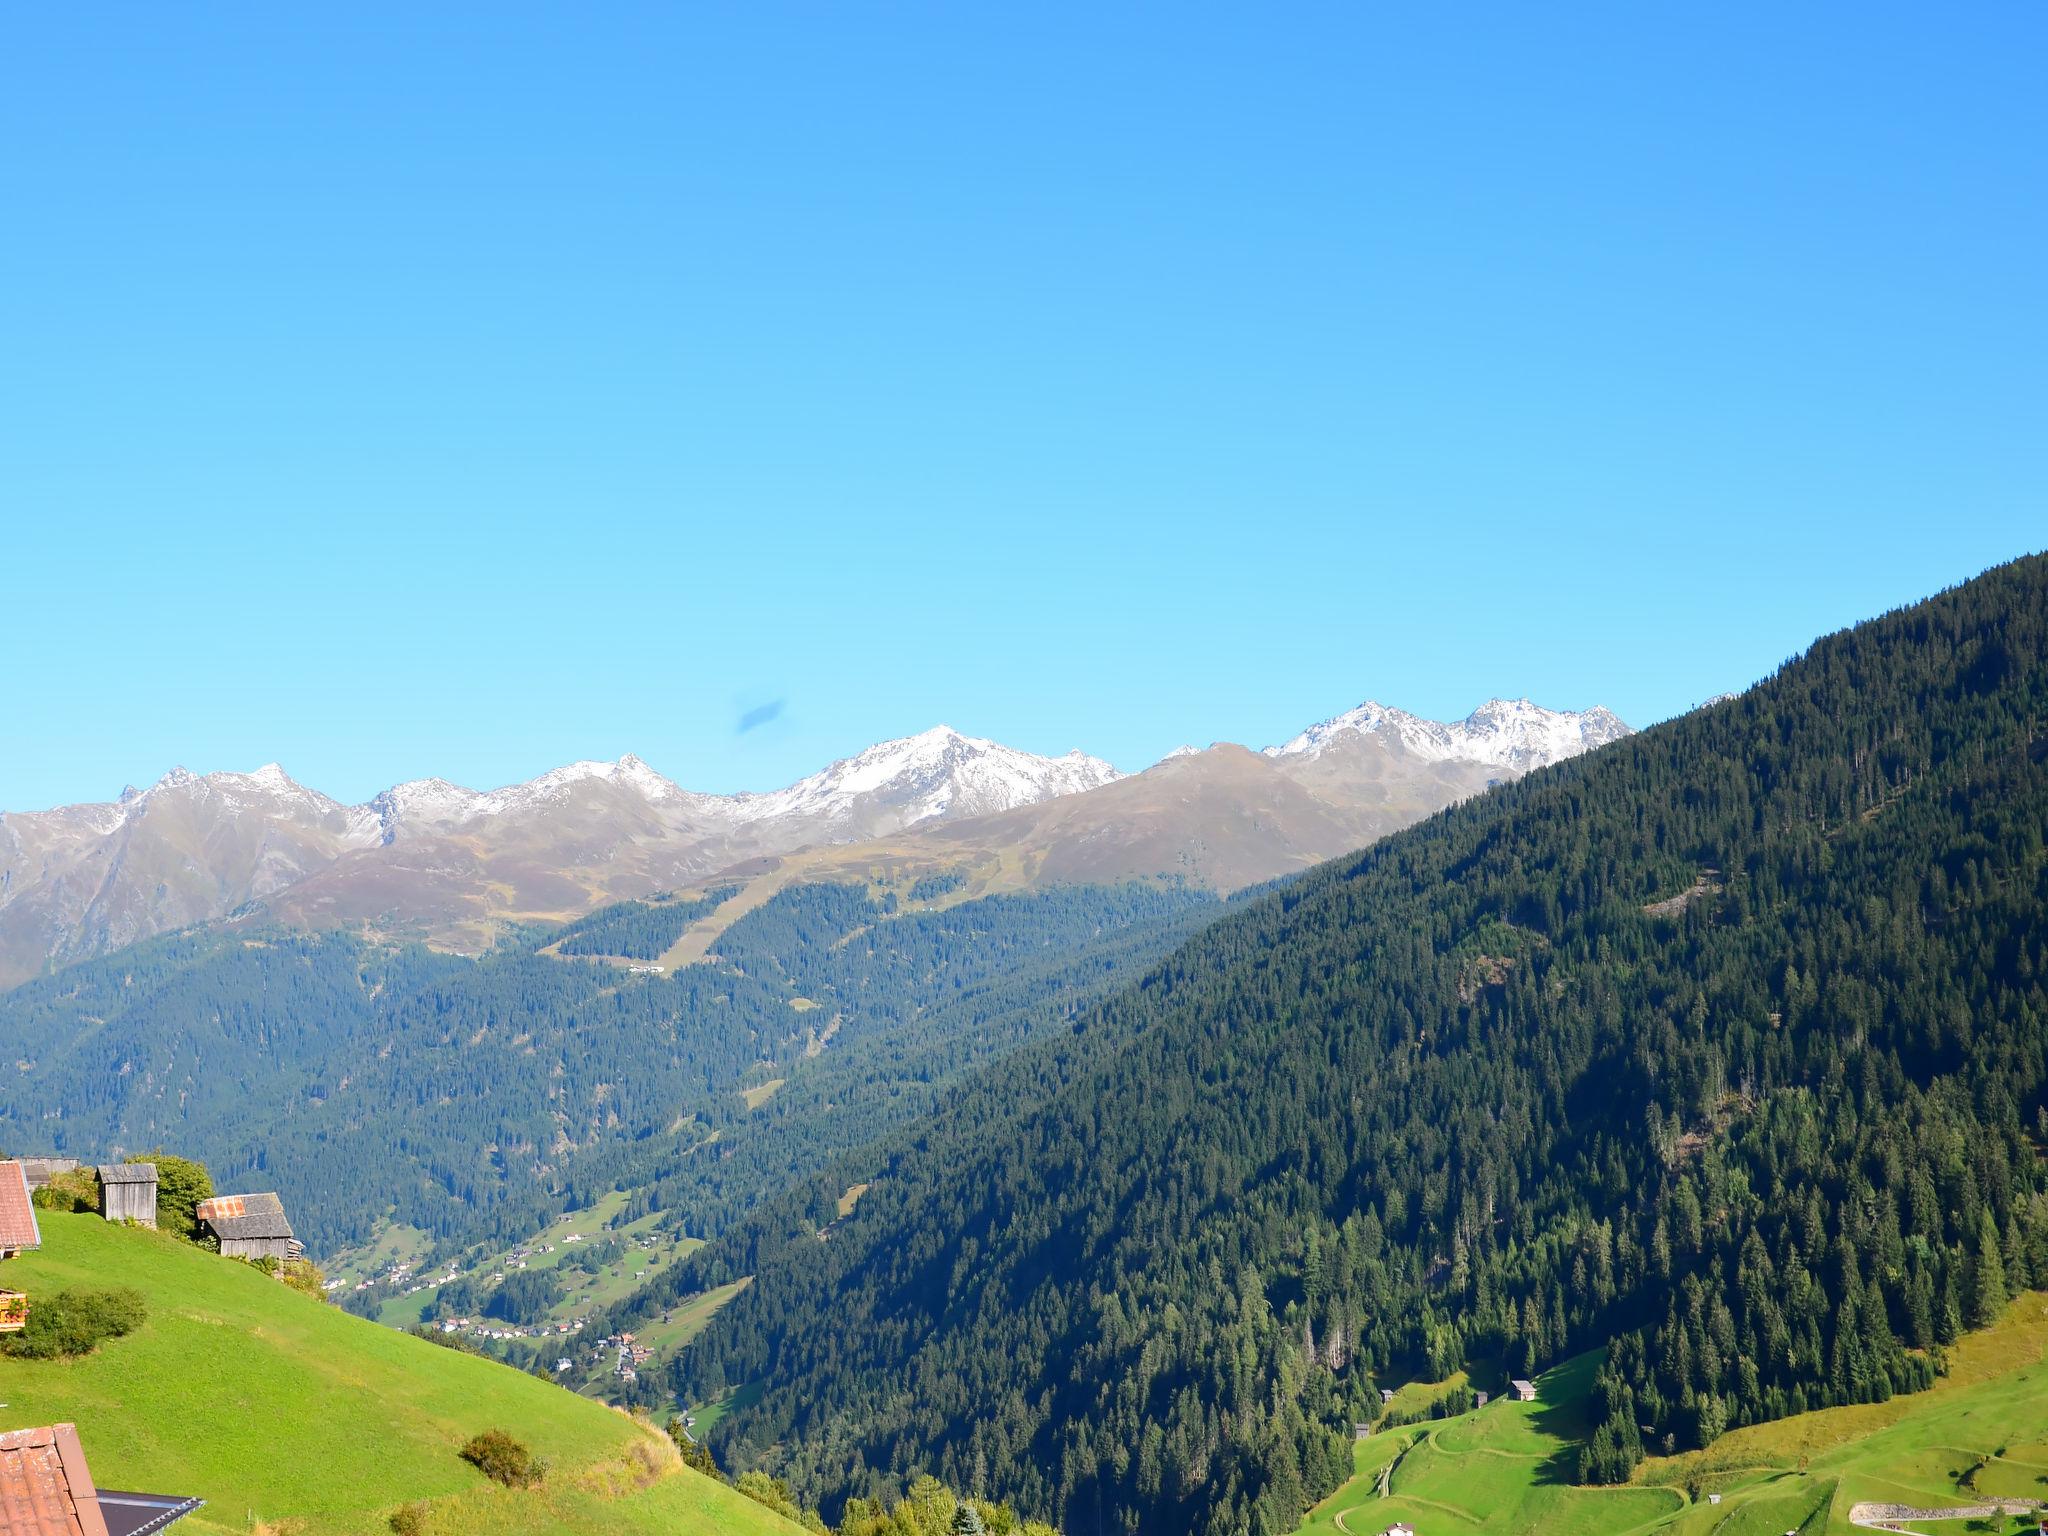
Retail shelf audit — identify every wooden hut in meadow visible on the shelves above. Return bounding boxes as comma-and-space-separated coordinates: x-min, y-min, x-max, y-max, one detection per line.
96, 1163, 158, 1227
194, 1192, 301, 1263
17, 1156, 78, 1190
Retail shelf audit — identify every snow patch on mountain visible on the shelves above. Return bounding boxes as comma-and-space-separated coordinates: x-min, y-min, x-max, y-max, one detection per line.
1266, 698, 1631, 773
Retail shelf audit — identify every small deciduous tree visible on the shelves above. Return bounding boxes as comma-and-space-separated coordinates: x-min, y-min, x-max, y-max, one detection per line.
134, 1153, 212, 1241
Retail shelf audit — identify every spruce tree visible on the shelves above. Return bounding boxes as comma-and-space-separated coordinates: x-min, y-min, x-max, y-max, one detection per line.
1970, 1211, 2008, 1328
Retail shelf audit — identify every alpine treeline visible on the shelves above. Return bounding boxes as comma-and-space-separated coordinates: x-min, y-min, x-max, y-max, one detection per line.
551, 884, 742, 959
674, 556, 2048, 1536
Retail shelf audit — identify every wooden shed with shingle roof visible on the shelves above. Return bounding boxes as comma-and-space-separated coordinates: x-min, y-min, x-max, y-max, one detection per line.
94, 1165, 157, 1229
194, 1192, 300, 1264
0, 1421, 203, 1535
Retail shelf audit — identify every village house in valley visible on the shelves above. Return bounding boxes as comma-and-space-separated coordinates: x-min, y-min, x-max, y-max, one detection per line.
194, 1192, 301, 1263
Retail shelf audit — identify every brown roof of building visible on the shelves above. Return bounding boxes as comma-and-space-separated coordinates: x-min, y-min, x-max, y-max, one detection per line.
0, 1163, 40, 1253
0, 1424, 201, 1536
194, 1193, 293, 1242
94, 1166, 156, 1187
16, 1160, 77, 1190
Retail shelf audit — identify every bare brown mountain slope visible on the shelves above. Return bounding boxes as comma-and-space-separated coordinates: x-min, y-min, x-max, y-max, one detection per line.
0, 699, 1629, 986
663, 724, 1596, 962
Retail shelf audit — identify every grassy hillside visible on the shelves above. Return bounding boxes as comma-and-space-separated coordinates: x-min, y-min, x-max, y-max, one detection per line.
0, 1213, 802, 1536
1299, 1294, 2048, 1536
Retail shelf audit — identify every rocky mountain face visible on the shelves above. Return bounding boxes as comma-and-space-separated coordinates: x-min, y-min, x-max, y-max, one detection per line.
0, 764, 386, 987
607, 700, 1638, 945
0, 728, 1120, 986
0, 703, 1622, 987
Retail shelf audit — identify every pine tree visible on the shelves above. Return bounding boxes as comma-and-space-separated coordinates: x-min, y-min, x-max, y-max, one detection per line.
1970, 1211, 2008, 1329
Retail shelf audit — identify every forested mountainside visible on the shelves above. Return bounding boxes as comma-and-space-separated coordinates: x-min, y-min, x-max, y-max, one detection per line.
675, 556, 2048, 1536
0, 881, 1216, 1256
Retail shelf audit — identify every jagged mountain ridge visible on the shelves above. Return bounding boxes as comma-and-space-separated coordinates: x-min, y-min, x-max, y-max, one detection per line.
1264, 696, 1633, 771
0, 702, 1624, 986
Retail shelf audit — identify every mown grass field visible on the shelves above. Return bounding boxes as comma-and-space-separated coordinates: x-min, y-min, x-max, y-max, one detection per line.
0, 1213, 800, 1536
1300, 1294, 2048, 1536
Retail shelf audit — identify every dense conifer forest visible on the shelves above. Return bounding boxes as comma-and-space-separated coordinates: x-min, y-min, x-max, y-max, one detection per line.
673, 557, 2048, 1536
0, 881, 1216, 1256
551, 884, 743, 958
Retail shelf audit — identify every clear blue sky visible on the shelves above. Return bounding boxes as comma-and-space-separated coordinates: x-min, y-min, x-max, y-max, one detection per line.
4, 4, 2042, 810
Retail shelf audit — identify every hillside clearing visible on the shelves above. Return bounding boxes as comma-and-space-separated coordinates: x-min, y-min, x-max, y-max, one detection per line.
1299, 1295, 2048, 1536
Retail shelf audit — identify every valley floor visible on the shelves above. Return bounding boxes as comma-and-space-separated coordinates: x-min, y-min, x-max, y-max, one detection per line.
1300, 1294, 2048, 1536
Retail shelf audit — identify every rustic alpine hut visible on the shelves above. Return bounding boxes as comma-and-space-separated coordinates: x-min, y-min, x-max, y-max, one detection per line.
18, 1156, 78, 1190
0, 1422, 204, 1533
96, 1163, 159, 1227
194, 1192, 301, 1263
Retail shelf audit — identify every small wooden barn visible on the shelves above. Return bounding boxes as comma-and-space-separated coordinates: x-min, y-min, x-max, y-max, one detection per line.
97, 1163, 159, 1227
18, 1156, 79, 1190
195, 1192, 301, 1263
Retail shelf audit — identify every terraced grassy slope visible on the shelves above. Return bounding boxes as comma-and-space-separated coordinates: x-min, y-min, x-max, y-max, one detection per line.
1300, 1295, 2048, 1536
0, 1213, 801, 1536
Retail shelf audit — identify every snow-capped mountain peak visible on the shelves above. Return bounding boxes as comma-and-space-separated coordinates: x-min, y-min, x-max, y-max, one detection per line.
1265, 697, 1630, 772
730, 725, 1122, 828
372, 754, 705, 832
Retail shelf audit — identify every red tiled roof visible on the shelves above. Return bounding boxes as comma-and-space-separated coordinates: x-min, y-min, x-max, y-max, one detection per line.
0, 1164, 40, 1254
0, 1426, 201, 1536
0, 1422, 111, 1536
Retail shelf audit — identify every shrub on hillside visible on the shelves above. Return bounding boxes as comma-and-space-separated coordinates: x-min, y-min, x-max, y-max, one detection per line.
133, 1153, 212, 1241
388, 1502, 430, 1535
411, 1323, 487, 1356
459, 1428, 544, 1488
1, 1286, 146, 1359
281, 1257, 327, 1298
31, 1168, 100, 1214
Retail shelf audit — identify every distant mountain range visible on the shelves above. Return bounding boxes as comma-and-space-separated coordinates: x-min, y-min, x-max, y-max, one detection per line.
0, 699, 1629, 987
